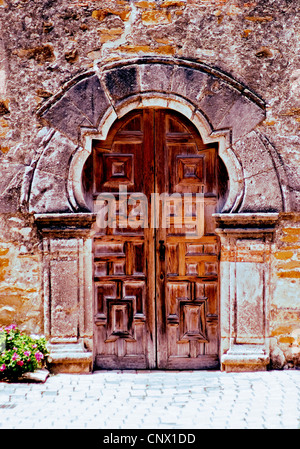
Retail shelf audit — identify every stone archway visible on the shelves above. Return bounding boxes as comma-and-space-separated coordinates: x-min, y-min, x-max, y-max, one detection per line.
24, 57, 287, 372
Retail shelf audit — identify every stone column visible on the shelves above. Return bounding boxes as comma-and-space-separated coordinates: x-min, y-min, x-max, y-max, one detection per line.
35, 213, 95, 373
214, 213, 279, 372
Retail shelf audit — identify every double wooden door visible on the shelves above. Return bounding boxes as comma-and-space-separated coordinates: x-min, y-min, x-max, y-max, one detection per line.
90, 109, 220, 370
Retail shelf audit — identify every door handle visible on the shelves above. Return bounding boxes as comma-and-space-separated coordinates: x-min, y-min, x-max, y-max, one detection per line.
159, 240, 165, 262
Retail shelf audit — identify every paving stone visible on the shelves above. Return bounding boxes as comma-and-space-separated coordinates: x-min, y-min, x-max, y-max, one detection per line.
1, 371, 300, 429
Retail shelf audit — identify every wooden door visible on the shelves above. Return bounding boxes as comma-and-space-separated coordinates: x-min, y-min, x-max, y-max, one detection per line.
88, 109, 221, 370
91, 110, 156, 369
155, 110, 220, 369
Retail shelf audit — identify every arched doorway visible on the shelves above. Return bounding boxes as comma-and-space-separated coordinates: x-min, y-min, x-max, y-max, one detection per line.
83, 108, 228, 369
31, 58, 282, 373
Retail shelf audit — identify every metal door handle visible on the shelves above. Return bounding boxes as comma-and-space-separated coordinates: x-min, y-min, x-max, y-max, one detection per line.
159, 240, 165, 261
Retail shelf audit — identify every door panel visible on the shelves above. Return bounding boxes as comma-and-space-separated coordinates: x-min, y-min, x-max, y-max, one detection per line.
90, 109, 220, 370
155, 110, 219, 369
93, 110, 156, 369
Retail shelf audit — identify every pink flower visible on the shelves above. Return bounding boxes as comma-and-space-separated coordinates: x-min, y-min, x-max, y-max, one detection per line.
24, 351, 31, 357
0, 364, 6, 371
5, 324, 16, 331
12, 352, 19, 361
17, 360, 24, 366
32, 344, 37, 349
34, 351, 44, 362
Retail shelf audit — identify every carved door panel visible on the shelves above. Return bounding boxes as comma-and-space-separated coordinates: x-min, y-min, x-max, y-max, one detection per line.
92, 110, 155, 369
90, 109, 220, 370
155, 110, 220, 369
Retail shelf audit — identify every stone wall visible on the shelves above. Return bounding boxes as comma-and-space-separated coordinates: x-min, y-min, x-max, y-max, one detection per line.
0, 0, 299, 369
0, 213, 42, 334
271, 214, 300, 368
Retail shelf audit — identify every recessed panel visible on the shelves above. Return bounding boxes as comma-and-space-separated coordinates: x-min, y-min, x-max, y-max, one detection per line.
177, 156, 204, 185
102, 154, 134, 188
179, 300, 208, 342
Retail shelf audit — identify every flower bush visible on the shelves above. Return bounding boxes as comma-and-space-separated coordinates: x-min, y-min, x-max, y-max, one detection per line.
0, 324, 49, 381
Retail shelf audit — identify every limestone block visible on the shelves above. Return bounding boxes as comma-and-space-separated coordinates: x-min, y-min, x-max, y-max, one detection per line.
0, 69, 6, 96
0, 163, 25, 213
197, 77, 241, 129
139, 63, 174, 93
40, 75, 111, 142
41, 95, 93, 142
216, 96, 265, 143
222, 345, 269, 372
29, 131, 78, 213
36, 131, 77, 177
47, 342, 92, 374
21, 369, 49, 383
241, 172, 283, 213
103, 66, 139, 103
29, 169, 72, 214
0, 162, 24, 197
269, 338, 286, 369
272, 278, 300, 309
170, 66, 208, 106
233, 132, 283, 212
65, 75, 110, 128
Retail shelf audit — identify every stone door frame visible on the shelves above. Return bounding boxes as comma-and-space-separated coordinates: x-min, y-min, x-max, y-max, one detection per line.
26, 57, 287, 372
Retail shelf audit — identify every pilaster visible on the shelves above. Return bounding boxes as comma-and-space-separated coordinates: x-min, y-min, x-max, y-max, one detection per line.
35, 213, 95, 373
214, 213, 279, 372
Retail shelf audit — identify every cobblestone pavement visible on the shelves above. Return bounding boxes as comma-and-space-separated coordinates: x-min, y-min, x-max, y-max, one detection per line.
0, 370, 299, 429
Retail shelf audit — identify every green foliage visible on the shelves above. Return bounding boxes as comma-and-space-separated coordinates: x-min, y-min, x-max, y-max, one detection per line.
0, 325, 49, 381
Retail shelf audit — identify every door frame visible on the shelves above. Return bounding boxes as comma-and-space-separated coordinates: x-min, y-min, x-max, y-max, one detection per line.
77, 96, 241, 372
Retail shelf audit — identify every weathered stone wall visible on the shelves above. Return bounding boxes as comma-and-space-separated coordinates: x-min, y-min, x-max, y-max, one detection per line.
0, 213, 42, 334
271, 214, 300, 368
0, 0, 299, 368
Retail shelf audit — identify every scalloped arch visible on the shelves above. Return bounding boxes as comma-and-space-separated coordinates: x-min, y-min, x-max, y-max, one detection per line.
27, 57, 287, 214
